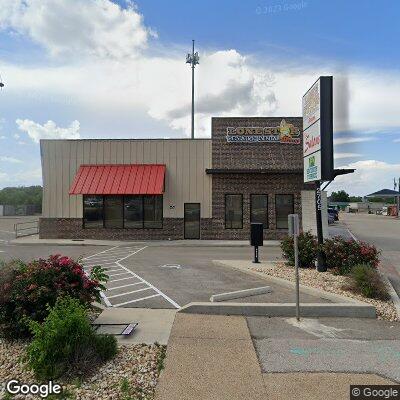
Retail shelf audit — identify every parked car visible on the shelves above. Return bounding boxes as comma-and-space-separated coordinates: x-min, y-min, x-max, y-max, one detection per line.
328, 207, 339, 221
328, 212, 335, 224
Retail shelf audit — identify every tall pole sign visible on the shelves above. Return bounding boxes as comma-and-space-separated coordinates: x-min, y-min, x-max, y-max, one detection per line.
303, 76, 334, 272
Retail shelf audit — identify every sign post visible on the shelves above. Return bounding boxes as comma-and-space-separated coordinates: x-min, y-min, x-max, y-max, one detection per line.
303, 76, 333, 273
288, 214, 300, 321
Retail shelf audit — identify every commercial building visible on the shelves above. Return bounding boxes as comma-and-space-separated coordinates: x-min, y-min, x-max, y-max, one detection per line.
40, 116, 321, 240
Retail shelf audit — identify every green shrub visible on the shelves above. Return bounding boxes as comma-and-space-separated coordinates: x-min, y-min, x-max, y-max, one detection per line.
26, 296, 117, 380
346, 264, 390, 300
280, 231, 318, 268
0, 255, 108, 338
323, 236, 380, 275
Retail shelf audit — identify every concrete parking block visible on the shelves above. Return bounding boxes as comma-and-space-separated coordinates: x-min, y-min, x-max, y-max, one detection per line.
213, 260, 365, 304
93, 307, 176, 345
210, 286, 272, 302
262, 373, 397, 400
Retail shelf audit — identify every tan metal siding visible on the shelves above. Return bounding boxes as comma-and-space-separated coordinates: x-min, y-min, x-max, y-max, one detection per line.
41, 139, 212, 219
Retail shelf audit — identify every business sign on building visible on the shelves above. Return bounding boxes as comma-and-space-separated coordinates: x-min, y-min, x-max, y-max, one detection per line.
302, 76, 333, 183
226, 119, 300, 144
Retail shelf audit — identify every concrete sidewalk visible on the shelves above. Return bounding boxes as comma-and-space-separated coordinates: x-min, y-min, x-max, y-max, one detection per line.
93, 307, 176, 345
155, 314, 398, 400
155, 314, 266, 400
11, 235, 280, 247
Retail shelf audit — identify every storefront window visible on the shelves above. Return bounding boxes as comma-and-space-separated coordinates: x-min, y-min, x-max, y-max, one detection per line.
250, 194, 268, 228
83, 195, 162, 229
124, 196, 143, 228
83, 195, 104, 228
275, 194, 294, 229
144, 195, 163, 228
225, 194, 243, 229
104, 196, 123, 228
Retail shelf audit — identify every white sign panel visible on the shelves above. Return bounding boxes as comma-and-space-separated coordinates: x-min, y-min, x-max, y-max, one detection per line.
304, 152, 321, 182
303, 79, 320, 131
303, 120, 321, 158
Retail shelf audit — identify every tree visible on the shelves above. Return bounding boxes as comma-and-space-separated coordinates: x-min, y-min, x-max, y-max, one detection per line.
349, 196, 362, 202
330, 190, 350, 202
0, 186, 42, 208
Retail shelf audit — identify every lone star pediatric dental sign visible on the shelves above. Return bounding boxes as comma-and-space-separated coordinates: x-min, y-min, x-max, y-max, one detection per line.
226, 119, 300, 144
302, 76, 334, 183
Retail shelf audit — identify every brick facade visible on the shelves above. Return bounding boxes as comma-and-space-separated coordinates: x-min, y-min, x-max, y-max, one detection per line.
39, 217, 214, 240
211, 117, 303, 170
39, 116, 306, 240
210, 173, 303, 240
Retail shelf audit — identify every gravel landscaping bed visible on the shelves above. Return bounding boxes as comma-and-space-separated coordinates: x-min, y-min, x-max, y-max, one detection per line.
0, 339, 165, 399
251, 262, 399, 322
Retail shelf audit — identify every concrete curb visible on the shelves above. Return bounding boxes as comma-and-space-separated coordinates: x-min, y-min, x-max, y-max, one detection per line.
178, 302, 377, 318
212, 260, 369, 305
210, 286, 272, 302
381, 274, 400, 320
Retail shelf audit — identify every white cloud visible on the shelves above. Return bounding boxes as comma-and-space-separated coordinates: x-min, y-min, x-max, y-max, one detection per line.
0, 0, 399, 142
334, 153, 363, 159
0, 0, 154, 59
13, 133, 20, 139
16, 119, 80, 142
0, 156, 22, 163
329, 160, 400, 196
12, 167, 42, 183
334, 137, 376, 145
0, 167, 42, 188
0, 136, 6, 140
393, 138, 400, 143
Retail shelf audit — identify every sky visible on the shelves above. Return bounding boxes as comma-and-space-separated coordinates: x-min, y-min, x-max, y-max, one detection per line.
0, 0, 399, 195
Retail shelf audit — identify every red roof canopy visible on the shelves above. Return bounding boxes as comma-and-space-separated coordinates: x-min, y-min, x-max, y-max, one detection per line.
69, 164, 166, 195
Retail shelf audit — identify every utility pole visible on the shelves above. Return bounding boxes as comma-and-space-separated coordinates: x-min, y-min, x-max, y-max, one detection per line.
186, 40, 199, 139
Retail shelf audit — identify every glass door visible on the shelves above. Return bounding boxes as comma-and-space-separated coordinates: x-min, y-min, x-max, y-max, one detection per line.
184, 203, 200, 239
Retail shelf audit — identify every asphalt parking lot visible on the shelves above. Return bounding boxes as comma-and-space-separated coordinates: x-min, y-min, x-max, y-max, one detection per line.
0, 219, 330, 309
0, 241, 283, 308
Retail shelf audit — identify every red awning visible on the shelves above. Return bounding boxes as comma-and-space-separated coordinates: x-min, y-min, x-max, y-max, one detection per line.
69, 164, 166, 195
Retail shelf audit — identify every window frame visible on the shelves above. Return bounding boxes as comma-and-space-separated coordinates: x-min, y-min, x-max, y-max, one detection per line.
124, 195, 144, 229
82, 195, 104, 229
83, 194, 163, 229
104, 195, 124, 229
224, 193, 243, 230
250, 194, 269, 229
143, 194, 163, 229
275, 194, 294, 230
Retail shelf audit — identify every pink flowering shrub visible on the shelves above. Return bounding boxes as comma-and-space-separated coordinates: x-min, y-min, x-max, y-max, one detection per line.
0, 255, 108, 338
323, 236, 380, 275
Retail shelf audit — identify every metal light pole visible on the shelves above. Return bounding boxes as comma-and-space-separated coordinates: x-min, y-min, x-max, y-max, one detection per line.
186, 40, 199, 139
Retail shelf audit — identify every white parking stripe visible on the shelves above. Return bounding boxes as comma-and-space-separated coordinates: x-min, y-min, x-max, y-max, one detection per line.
108, 276, 137, 283
102, 268, 123, 273
113, 294, 161, 307
107, 271, 131, 278
81, 245, 180, 309
82, 245, 120, 260
100, 291, 112, 307
107, 282, 145, 291
115, 260, 180, 309
107, 287, 152, 299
